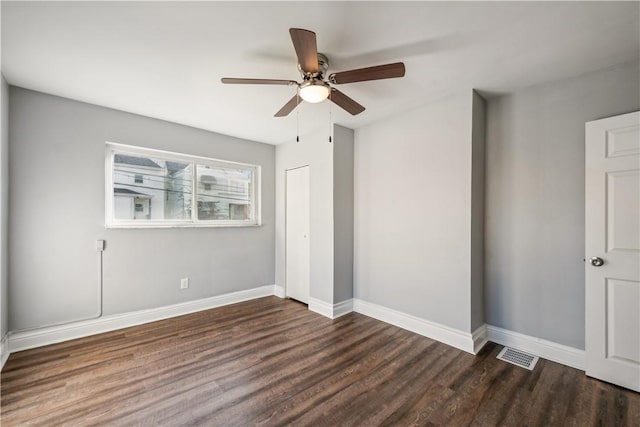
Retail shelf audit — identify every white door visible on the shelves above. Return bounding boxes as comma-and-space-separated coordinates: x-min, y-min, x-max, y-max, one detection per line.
286, 166, 310, 303
585, 111, 640, 392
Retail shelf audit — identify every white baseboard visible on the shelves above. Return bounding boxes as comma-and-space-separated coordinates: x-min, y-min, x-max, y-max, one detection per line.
8, 284, 276, 354
348, 301, 583, 368
486, 325, 585, 370
353, 299, 476, 354
274, 285, 285, 298
2, 286, 585, 373
308, 297, 333, 318
308, 297, 354, 319
472, 324, 489, 354
0, 334, 9, 371
333, 299, 354, 318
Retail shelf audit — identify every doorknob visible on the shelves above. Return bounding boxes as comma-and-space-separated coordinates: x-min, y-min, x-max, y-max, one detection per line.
590, 257, 605, 267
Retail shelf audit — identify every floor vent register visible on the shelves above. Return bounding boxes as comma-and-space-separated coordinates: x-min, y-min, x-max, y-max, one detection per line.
496, 347, 539, 370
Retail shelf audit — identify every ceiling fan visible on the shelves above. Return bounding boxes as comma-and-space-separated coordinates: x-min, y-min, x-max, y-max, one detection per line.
221, 28, 406, 117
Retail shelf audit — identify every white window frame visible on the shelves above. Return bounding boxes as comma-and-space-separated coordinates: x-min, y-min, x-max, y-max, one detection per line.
105, 142, 261, 228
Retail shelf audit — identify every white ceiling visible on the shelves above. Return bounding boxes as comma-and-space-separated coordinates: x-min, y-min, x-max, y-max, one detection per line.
2, 1, 639, 145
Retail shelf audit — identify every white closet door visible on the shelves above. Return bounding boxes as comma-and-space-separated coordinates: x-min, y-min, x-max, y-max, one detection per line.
286, 166, 310, 303
585, 111, 640, 392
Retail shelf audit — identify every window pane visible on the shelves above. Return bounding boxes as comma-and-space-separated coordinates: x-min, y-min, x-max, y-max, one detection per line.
196, 164, 252, 221
107, 144, 260, 227
113, 154, 192, 220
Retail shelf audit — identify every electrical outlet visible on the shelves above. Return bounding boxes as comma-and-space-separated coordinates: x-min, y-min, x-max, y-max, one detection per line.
180, 278, 189, 289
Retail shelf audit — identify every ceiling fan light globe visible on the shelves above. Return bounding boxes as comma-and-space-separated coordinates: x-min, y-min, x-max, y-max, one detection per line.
299, 83, 330, 103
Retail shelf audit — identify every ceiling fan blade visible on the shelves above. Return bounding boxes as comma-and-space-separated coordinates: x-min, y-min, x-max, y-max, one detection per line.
329, 88, 365, 115
289, 28, 319, 74
221, 78, 297, 85
329, 62, 405, 84
274, 95, 302, 117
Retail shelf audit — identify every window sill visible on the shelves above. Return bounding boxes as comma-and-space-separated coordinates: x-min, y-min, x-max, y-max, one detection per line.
105, 223, 262, 229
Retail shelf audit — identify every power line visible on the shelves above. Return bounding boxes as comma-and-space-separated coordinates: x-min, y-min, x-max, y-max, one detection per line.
113, 183, 250, 202
114, 169, 251, 194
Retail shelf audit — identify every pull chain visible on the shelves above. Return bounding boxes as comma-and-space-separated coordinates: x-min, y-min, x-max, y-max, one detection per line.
296, 91, 300, 143
328, 91, 333, 143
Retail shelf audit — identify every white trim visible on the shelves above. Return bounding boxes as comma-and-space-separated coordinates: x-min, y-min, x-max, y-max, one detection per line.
486, 325, 585, 370
274, 285, 286, 298
8, 285, 276, 354
308, 298, 354, 319
472, 324, 489, 354
308, 297, 334, 319
352, 299, 476, 354
1, 289, 586, 373
333, 299, 354, 318
0, 334, 9, 371
105, 223, 263, 229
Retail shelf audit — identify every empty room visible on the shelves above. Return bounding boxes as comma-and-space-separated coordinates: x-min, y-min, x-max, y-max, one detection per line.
0, 1, 639, 425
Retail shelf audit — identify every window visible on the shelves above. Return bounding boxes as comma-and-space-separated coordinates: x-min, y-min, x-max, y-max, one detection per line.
106, 143, 260, 228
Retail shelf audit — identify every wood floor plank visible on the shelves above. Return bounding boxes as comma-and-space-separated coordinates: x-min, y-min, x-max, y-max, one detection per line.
1, 296, 638, 426
262, 334, 444, 426
253, 332, 433, 426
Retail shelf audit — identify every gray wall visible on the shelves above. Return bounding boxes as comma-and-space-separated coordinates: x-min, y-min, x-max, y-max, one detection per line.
470, 91, 486, 331
9, 88, 275, 331
333, 125, 354, 304
0, 76, 8, 339
485, 60, 640, 349
354, 92, 475, 333
275, 128, 334, 304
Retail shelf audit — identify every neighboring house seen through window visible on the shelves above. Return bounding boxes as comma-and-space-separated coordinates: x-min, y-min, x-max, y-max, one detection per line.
106, 143, 260, 227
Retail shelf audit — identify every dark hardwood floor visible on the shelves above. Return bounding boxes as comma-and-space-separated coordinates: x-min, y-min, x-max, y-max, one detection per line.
1, 296, 638, 426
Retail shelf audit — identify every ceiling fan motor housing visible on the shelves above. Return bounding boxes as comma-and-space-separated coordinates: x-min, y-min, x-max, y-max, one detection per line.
298, 53, 330, 79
